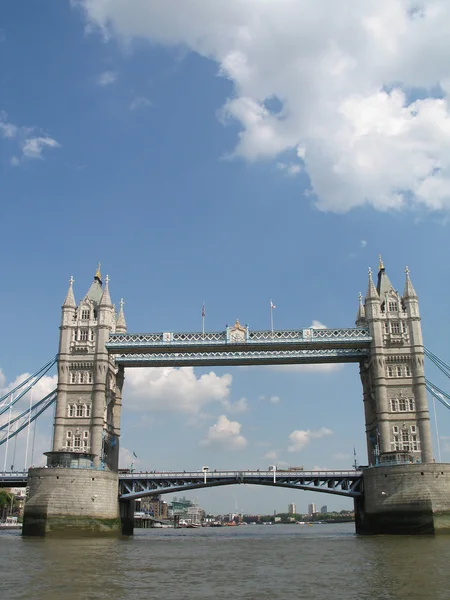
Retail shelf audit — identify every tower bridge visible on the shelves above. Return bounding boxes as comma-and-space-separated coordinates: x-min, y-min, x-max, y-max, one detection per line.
5, 259, 450, 536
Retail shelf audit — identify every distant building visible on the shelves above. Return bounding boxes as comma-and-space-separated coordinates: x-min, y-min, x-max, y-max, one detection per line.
288, 503, 296, 514
308, 503, 317, 515
320, 505, 328, 514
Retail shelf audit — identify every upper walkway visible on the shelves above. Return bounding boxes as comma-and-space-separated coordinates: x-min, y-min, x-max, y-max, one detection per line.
106, 326, 372, 367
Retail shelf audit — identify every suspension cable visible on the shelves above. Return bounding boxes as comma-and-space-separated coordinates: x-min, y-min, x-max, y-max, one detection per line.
0, 391, 57, 447
0, 356, 57, 417
0, 389, 57, 432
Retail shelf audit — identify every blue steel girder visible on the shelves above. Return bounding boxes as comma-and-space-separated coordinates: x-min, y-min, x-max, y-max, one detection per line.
112, 349, 368, 367
118, 470, 363, 501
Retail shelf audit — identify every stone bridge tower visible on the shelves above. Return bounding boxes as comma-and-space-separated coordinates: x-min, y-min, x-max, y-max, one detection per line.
50, 266, 126, 470
357, 258, 433, 466
23, 267, 127, 536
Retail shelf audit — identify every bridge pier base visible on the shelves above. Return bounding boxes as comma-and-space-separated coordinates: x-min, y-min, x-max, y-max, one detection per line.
120, 499, 135, 536
355, 463, 450, 535
23, 468, 122, 537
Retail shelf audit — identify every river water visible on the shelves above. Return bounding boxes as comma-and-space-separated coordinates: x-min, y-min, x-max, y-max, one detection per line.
1, 523, 448, 600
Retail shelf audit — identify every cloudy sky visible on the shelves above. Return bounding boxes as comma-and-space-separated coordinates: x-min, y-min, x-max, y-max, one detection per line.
2, 0, 450, 515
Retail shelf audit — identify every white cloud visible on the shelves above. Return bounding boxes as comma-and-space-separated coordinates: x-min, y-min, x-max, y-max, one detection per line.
259, 395, 281, 405
288, 427, 333, 452
264, 450, 279, 461
22, 136, 60, 159
360, 240, 367, 248
201, 415, 247, 449
221, 396, 249, 414
124, 367, 232, 414
78, 0, 450, 213
97, 70, 117, 86
129, 96, 152, 110
0, 111, 60, 162
0, 119, 17, 138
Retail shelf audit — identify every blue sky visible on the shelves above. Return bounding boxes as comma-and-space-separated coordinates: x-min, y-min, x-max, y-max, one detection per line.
2, 1, 450, 514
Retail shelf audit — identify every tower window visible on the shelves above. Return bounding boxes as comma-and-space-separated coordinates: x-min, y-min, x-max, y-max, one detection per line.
88, 372, 93, 383
391, 322, 400, 334
90, 330, 95, 341
68, 405, 74, 417
81, 309, 90, 320
388, 301, 398, 312
405, 365, 411, 376
85, 404, 91, 417
76, 405, 83, 417
384, 322, 389, 333
393, 426, 399, 434
66, 430, 72, 438
411, 425, 417, 434
390, 399, 398, 412
397, 366, 402, 377
80, 330, 88, 342
402, 322, 407, 333
387, 366, 393, 377
409, 398, 415, 411
70, 372, 76, 384
74, 435, 81, 448
83, 430, 89, 439
398, 398, 407, 411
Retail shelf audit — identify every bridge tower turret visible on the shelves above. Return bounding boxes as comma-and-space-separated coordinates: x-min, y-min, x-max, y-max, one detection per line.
358, 259, 433, 466
49, 266, 124, 470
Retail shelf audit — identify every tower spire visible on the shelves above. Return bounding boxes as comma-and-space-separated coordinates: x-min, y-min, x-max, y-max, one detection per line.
116, 298, 127, 333
403, 266, 417, 298
366, 267, 379, 300
99, 274, 113, 307
356, 292, 366, 325
62, 276, 76, 308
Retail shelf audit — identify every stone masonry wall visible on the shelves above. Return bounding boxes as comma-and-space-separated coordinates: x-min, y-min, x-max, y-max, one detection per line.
23, 468, 121, 536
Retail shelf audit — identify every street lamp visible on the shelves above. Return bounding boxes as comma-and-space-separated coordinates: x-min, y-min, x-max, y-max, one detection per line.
202, 466, 209, 484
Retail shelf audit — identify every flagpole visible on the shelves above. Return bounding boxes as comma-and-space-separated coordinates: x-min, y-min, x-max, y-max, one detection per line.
202, 302, 205, 337
270, 300, 274, 334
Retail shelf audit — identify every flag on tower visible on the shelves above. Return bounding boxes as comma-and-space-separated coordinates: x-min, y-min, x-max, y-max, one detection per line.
202, 305, 206, 318
270, 301, 276, 309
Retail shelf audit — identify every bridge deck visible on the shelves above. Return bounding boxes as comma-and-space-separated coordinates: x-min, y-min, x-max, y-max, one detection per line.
1, 470, 364, 499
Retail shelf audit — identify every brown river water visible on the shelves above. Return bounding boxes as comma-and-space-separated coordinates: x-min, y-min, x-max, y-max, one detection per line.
0, 523, 448, 600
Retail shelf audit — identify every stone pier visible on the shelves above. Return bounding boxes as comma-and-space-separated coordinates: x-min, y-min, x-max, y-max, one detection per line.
22, 468, 121, 537
355, 464, 450, 535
